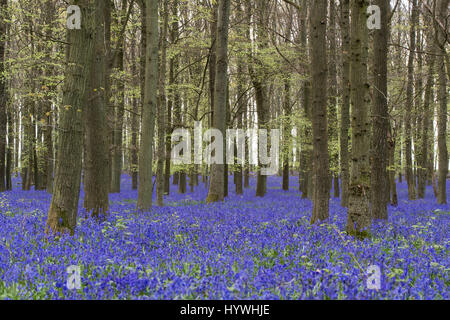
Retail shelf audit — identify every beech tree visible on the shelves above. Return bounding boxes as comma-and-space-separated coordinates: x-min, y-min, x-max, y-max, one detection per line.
0, 0, 7, 192
83, 0, 110, 218
206, 0, 230, 203
436, 0, 448, 204
46, 0, 96, 235
371, 0, 390, 220
137, 0, 159, 211
309, 0, 329, 224
346, 0, 371, 235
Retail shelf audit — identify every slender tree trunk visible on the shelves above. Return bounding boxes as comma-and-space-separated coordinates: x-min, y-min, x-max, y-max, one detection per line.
404, 0, 418, 200
247, 0, 269, 198
339, 0, 350, 207
104, 0, 113, 191
130, 38, 139, 190
388, 126, 398, 206
297, 2, 312, 200
164, 3, 175, 195
436, 0, 448, 204
282, 12, 293, 192
282, 76, 291, 191
6, 108, 12, 190
156, 1, 168, 206
418, 25, 436, 199
110, 1, 128, 194
0, 0, 7, 192
42, 0, 56, 193
328, 0, 339, 198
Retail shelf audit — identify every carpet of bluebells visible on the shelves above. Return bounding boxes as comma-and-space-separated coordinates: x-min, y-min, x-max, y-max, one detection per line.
0, 175, 448, 300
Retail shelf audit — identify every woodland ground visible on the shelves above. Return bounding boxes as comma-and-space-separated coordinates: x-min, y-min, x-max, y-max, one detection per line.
0, 175, 448, 300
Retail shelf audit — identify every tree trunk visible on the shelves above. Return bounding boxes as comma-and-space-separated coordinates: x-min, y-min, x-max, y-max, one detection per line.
282, 77, 291, 191
418, 24, 435, 199
346, 0, 371, 235
310, 0, 329, 224
328, 0, 339, 199
371, 0, 389, 220
156, 1, 168, 206
388, 127, 398, 206
110, 1, 128, 194
46, 0, 96, 235
130, 38, 139, 190
404, 0, 418, 200
137, 0, 159, 212
339, 0, 350, 207
436, 0, 448, 204
83, 0, 110, 219
6, 108, 12, 190
0, 0, 7, 192
206, 0, 230, 203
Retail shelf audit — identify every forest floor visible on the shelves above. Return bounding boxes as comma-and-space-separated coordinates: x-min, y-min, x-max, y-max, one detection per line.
0, 175, 448, 299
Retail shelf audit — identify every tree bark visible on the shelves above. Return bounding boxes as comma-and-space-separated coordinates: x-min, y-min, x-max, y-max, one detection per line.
418, 22, 436, 199
0, 0, 7, 192
46, 0, 96, 235
206, 0, 230, 203
346, 0, 371, 235
83, 0, 110, 219
328, 0, 339, 198
339, 0, 351, 207
156, 0, 168, 206
371, 0, 390, 220
137, 0, 159, 211
310, 0, 329, 224
404, 0, 418, 200
110, 0, 128, 194
436, 0, 448, 204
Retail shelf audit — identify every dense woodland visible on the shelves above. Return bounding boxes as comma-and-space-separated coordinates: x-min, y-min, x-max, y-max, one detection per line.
0, 0, 448, 237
